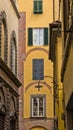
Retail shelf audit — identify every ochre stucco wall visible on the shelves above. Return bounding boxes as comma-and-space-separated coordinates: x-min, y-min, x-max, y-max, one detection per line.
18, 0, 54, 130
63, 39, 73, 107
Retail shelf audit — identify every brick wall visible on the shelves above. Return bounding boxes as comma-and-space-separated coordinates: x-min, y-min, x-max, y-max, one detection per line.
24, 118, 54, 130
18, 12, 26, 130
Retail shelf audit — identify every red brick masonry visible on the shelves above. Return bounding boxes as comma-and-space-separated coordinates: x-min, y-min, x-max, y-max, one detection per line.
18, 12, 26, 130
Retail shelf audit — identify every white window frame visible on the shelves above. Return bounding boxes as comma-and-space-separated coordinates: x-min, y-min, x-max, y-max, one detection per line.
33, 28, 44, 46
31, 95, 45, 117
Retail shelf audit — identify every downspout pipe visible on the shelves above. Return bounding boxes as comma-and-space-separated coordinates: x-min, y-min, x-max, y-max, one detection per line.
53, 0, 55, 21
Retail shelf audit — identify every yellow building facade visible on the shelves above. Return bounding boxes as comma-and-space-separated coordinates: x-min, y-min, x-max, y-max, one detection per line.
61, 0, 73, 130
48, 0, 66, 129
55, 34, 65, 130
18, 0, 54, 130
49, 20, 65, 130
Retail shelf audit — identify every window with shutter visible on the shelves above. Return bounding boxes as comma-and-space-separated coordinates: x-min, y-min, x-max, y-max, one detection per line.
28, 28, 48, 46
31, 95, 46, 117
34, 0, 42, 14
28, 28, 33, 46
33, 28, 44, 45
33, 59, 44, 80
44, 28, 48, 45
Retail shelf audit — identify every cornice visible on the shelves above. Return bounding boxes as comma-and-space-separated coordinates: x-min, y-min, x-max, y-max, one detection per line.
10, 0, 20, 18
0, 58, 21, 87
49, 21, 61, 61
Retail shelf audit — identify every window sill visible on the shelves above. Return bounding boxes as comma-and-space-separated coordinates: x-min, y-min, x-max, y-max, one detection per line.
33, 12, 43, 14
30, 117, 47, 120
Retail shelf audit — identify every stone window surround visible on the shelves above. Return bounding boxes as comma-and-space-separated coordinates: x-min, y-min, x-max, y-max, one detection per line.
10, 31, 17, 76
0, 11, 8, 64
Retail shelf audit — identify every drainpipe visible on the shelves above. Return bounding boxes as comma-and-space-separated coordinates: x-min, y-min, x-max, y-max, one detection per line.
53, 62, 55, 130
53, 0, 55, 21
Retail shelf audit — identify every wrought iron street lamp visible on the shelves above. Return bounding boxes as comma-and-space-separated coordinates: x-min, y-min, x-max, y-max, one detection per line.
35, 75, 55, 91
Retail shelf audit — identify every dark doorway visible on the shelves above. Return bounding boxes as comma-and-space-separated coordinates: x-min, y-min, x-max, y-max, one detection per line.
10, 119, 16, 130
0, 112, 5, 130
66, 92, 73, 130
67, 109, 73, 130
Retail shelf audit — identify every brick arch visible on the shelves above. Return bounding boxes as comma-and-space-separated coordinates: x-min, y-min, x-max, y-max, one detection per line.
24, 119, 54, 130
10, 31, 17, 75
25, 81, 52, 94
0, 11, 8, 64
30, 125, 47, 130
25, 47, 49, 61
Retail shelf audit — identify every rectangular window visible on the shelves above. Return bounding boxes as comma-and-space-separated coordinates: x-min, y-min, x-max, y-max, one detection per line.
28, 28, 48, 46
33, 28, 44, 45
34, 0, 42, 14
31, 95, 46, 117
33, 59, 44, 80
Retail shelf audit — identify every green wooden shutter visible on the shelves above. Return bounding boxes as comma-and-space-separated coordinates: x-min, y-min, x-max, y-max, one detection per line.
28, 28, 32, 46
44, 28, 48, 45
34, 1, 37, 13
34, 1, 42, 14
39, 1, 42, 13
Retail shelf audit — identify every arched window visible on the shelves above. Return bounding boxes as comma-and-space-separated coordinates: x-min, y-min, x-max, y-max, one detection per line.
10, 31, 17, 76
10, 97, 16, 130
0, 11, 8, 64
1, 22, 5, 59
